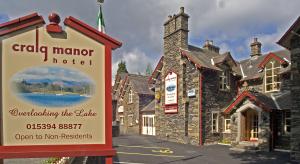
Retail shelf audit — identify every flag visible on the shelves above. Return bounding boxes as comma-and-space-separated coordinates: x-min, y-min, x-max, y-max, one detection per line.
97, 4, 105, 33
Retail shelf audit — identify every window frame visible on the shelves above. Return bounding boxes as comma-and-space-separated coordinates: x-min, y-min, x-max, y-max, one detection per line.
128, 89, 133, 104
128, 114, 133, 126
119, 115, 124, 125
265, 60, 281, 92
212, 112, 219, 133
219, 70, 230, 91
284, 110, 291, 135
224, 118, 231, 133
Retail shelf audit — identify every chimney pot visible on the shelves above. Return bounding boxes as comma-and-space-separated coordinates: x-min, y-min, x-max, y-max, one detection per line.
180, 7, 185, 13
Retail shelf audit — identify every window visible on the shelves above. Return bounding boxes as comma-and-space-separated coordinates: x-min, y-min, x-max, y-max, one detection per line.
265, 60, 281, 92
128, 89, 133, 103
212, 112, 219, 133
219, 70, 230, 91
119, 116, 124, 125
224, 117, 231, 133
128, 115, 133, 126
284, 110, 291, 134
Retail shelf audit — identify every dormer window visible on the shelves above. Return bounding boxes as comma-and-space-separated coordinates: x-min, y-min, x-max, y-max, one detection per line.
128, 89, 133, 103
219, 70, 230, 91
265, 60, 281, 92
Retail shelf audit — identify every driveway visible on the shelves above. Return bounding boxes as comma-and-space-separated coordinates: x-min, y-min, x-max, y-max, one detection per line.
3, 135, 295, 164
111, 135, 295, 164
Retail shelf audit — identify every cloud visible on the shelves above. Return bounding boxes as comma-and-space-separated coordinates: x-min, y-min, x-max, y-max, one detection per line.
112, 48, 157, 79
1, 0, 300, 82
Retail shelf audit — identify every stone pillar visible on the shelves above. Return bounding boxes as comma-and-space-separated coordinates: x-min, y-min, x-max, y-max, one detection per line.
290, 35, 300, 161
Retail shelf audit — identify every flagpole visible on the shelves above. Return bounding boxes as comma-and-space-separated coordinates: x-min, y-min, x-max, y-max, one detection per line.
97, 0, 105, 33
96, 1, 113, 163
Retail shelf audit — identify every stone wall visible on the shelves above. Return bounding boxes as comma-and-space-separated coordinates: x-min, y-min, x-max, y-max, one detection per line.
123, 87, 140, 135
274, 110, 291, 150
202, 69, 238, 144
290, 34, 300, 160
183, 59, 200, 145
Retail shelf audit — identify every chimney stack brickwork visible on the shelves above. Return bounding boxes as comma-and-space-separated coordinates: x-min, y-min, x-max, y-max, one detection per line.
156, 7, 200, 145
250, 37, 262, 57
203, 40, 220, 54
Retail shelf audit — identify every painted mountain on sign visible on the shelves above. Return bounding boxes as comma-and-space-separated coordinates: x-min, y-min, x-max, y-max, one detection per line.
11, 66, 94, 107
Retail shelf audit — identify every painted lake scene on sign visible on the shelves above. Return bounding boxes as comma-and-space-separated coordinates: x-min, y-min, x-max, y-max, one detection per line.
11, 66, 94, 107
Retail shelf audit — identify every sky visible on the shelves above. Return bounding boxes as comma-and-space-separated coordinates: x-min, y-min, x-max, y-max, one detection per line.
1, 0, 300, 80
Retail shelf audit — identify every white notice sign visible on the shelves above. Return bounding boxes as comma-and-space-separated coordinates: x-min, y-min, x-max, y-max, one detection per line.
165, 72, 177, 105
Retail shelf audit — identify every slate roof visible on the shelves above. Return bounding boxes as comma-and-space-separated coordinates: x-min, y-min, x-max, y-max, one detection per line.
180, 44, 291, 82
239, 50, 290, 81
149, 56, 163, 84
223, 89, 292, 114
181, 45, 221, 71
141, 100, 155, 112
112, 72, 128, 99
251, 91, 277, 109
181, 45, 242, 77
270, 91, 291, 110
127, 74, 154, 95
223, 90, 276, 114
277, 16, 300, 50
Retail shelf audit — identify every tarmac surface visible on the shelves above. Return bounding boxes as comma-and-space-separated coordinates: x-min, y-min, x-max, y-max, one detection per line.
3, 134, 296, 164
109, 135, 295, 164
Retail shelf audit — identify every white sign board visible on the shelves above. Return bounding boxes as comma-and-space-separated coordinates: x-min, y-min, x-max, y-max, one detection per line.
187, 89, 196, 97
165, 72, 177, 105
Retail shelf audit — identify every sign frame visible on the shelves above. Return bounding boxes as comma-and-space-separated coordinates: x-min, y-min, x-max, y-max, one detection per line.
164, 71, 178, 114
0, 13, 122, 159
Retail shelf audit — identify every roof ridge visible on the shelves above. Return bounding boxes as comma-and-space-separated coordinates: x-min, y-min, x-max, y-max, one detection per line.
239, 49, 289, 63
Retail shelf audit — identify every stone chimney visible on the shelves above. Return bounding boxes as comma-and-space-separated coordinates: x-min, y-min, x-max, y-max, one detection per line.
163, 7, 189, 51
250, 38, 262, 57
203, 40, 220, 54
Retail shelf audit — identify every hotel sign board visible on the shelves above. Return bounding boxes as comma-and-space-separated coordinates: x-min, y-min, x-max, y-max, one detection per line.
164, 72, 178, 114
165, 72, 177, 105
0, 13, 121, 159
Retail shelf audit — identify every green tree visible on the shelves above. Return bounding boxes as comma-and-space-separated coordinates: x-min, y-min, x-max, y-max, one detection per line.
145, 63, 153, 76
117, 60, 128, 74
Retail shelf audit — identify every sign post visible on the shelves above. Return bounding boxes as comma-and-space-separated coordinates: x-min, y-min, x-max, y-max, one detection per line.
0, 13, 121, 163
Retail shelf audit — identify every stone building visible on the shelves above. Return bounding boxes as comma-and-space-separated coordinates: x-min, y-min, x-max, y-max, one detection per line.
277, 16, 300, 161
112, 72, 128, 127
149, 7, 292, 151
114, 74, 154, 135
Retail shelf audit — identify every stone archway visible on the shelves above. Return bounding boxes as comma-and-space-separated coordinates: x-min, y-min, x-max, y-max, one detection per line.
236, 102, 262, 143
240, 109, 259, 141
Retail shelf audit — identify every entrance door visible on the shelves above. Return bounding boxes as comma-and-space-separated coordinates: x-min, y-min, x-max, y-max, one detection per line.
142, 115, 155, 136
242, 109, 258, 141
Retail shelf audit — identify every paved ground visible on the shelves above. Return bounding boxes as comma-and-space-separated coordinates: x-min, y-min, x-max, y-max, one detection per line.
110, 135, 295, 164
3, 135, 296, 164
